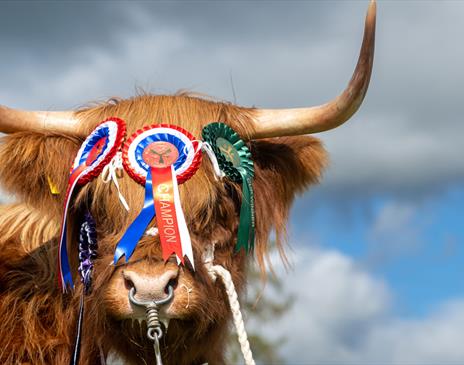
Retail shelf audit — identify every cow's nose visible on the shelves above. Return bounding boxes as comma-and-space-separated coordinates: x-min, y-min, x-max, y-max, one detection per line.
122, 267, 178, 302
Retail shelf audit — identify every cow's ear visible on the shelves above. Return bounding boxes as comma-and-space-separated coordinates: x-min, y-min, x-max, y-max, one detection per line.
250, 136, 327, 267
0, 132, 80, 217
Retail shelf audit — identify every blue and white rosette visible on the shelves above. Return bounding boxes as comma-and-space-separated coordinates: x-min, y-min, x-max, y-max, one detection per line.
58, 118, 126, 291
114, 124, 201, 268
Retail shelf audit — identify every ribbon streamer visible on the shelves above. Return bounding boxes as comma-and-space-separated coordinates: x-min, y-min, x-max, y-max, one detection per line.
236, 175, 255, 252
151, 165, 195, 268
200, 141, 225, 180
58, 165, 88, 290
171, 164, 194, 268
151, 166, 183, 262
113, 168, 155, 263
101, 152, 130, 211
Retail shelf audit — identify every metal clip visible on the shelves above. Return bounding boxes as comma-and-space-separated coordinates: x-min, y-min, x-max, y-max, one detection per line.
129, 286, 174, 365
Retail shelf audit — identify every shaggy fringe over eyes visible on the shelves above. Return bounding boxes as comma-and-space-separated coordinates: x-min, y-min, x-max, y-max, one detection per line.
0, 93, 327, 273
78, 93, 327, 277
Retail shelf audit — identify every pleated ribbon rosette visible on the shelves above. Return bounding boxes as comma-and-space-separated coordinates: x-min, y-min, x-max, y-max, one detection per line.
202, 122, 255, 253
59, 118, 126, 291
114, 124, 202, 268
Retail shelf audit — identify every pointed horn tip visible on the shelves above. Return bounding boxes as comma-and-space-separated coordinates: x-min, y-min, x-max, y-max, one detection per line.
364, 0, 376, 63
367, 0, 377, 22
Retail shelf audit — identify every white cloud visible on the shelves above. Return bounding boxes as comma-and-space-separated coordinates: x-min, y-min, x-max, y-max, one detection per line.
365, 201, 423, 265
371, 202, 416, 236
364, 301, 464, 365
250, 246, 464, 365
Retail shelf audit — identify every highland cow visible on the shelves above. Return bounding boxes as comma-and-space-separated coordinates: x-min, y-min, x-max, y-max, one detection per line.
0, 2, 376, 364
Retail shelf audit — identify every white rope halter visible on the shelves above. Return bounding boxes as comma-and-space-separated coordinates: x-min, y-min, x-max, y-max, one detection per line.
203, 244, 256, 365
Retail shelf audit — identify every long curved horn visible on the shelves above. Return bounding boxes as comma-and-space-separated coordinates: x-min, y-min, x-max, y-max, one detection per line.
0, 106, 78, 134
251, 0, 376, 139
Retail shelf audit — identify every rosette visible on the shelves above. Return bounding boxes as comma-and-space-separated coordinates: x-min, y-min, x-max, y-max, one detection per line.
202, 122, 255, 253
59, 118, 126, 291
114, 124, 201, 267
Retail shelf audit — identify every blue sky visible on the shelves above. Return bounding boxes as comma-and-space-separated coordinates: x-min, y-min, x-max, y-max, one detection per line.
291, 186, 464, 318
1, 1, 464, 363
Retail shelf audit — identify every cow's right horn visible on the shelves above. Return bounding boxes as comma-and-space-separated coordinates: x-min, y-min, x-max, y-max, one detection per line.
0, 105, 78, 134
250, 0, 376, 139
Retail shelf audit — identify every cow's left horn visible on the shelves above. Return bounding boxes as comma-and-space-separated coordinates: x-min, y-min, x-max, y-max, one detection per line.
0, 106, 78, 134
251, 0, 376, 139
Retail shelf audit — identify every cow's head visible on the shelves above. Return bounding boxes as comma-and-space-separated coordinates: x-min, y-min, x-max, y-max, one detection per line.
0, 2, 375, 364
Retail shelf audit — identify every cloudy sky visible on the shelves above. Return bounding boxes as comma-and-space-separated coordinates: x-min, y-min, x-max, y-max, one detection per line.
1, 1, 464, 364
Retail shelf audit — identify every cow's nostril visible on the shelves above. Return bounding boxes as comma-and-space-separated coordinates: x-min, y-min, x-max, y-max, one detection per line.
124, 277, 134, 291
166, 277, 178, 293
122, 268, 179, 300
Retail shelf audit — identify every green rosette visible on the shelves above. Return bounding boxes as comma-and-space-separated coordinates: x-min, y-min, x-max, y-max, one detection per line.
202, 122, 255, 253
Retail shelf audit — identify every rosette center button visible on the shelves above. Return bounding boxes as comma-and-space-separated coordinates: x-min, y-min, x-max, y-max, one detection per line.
142, 141, 179, 168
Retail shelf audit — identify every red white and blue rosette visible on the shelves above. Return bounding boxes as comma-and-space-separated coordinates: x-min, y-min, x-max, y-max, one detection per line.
114, 124, 201, 268
59, 118, 126, 291
123, 124, 202, 185
72, 118, 126, 184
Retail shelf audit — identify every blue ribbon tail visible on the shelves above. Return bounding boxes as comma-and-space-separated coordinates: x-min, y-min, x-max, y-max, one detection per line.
113, 169, 156, 264
60, 221, 74, 289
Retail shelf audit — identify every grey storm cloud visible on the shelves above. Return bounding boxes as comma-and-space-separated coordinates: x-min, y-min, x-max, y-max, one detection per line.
0, 1, 463, 199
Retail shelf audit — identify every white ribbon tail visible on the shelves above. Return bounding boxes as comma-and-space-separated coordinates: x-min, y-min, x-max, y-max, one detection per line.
201, 141, 225, 180
171, 165, 195, 270
101, 152, 130, 211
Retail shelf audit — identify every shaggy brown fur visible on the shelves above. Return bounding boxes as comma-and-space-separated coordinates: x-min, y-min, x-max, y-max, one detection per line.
0, 94, 327, 364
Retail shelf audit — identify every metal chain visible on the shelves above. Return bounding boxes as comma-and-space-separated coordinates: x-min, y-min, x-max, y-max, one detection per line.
152, 334, 163, 365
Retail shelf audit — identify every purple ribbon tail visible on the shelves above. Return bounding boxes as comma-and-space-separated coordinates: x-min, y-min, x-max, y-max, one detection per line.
113, 169, 156, 264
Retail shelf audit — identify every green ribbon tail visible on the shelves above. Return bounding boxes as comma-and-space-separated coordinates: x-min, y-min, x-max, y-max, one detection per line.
247, 176, 255, 252
235, 173, 255, 253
